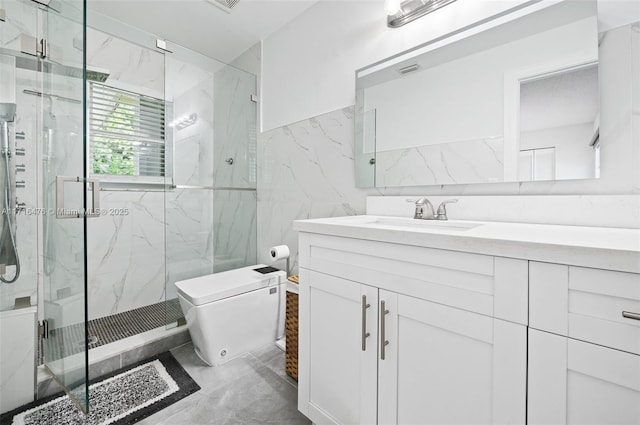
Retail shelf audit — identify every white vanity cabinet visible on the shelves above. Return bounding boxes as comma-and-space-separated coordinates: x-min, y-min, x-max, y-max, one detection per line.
297, 232, 528, 425
377, 291, 526, 425
528, 262, 640, 425
528, 329, 640, 425
295, 215, 640, 425
299, 269, 378, 425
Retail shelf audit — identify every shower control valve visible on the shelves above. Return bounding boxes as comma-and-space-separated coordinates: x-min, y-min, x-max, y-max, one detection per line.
15, 202, 26, 212
15, 163, 26, 173
15, 180, 26, 189
14, 148, 25, 156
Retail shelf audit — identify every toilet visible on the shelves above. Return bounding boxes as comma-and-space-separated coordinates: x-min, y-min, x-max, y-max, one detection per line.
175, 264, 287, 366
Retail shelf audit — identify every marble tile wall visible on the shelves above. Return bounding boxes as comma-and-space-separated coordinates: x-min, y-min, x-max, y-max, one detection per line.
212, 189, 257, 273
0, 307, 36, 414
0, 68, 39, 312
376, 138, 504, 187
257, 107, 369, 273
0, 1, 39, 311
86, 27, 165, 98
87, 191, 166, 320
213, 65, 258, 188
171, 74, 214, 186
230, 43, 261, 130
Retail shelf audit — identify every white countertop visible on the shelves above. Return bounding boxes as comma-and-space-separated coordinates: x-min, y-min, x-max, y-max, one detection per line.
293, 215, 640, 273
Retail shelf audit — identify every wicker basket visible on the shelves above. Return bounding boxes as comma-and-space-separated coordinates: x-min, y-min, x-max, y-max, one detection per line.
285, 276, 299, 381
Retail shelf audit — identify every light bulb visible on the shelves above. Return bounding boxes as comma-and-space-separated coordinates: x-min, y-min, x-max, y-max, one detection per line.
385, 0, 402, 15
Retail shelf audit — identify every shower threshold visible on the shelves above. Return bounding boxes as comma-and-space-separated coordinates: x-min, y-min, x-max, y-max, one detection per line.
38, 299, 184, 365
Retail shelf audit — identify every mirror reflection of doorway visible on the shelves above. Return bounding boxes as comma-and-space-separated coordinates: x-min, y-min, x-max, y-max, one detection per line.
518, 64, 599, 181
518, 147, 556, 181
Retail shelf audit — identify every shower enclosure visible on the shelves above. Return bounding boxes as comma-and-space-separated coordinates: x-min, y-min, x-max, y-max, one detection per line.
0, 0, 257, 415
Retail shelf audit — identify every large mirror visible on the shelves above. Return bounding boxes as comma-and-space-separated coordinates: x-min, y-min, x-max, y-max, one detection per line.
355, 0, 635, 187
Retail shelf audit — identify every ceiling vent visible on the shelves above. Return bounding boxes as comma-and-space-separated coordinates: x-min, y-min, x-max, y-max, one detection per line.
205, 0, 240, 13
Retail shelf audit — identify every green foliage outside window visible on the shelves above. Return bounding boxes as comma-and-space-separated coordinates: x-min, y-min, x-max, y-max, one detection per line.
92, 93, 137, 176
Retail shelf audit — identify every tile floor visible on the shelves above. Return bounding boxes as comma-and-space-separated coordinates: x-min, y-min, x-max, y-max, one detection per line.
138, 342, 311, 425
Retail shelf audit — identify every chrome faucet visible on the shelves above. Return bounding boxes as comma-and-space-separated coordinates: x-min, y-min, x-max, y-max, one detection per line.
408, 198, 458, 220
411, 198, 436, 220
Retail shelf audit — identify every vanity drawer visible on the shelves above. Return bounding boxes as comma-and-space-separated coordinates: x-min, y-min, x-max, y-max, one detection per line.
530, 262, 640, 355
299, 233, 528, 324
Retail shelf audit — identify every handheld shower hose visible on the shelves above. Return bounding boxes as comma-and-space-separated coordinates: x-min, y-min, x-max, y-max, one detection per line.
0, 118, 21, 284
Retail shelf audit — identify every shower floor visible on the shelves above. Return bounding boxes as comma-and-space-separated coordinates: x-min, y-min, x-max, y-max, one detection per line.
39, 299, 183, 365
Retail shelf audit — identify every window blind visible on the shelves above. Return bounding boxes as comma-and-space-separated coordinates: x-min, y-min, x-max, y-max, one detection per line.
89, 83, 166, 179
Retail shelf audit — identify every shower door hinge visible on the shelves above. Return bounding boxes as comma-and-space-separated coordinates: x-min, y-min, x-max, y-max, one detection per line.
37, 38, 47, 59
39, 319, 50, 339
156, 39, 172, 53
250, 94, 258, 103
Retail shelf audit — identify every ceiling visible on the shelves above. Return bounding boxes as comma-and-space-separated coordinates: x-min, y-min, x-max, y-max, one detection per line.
86, 0, 320, 63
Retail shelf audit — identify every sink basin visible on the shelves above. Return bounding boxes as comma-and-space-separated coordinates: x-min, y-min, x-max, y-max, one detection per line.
367, 217, 482, 231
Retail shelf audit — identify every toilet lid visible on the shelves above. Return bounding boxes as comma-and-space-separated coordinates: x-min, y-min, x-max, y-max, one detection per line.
174, 264, 284, 306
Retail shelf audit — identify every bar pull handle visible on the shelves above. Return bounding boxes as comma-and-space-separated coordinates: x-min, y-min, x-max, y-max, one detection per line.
622, 311, 640, 321
380, 300, 390, 360
87, 179, 100, 218
56, 176, 81, 219
361, 295, 371, 351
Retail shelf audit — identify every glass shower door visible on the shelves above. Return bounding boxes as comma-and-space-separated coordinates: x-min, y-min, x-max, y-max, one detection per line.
40, 0, 90, 412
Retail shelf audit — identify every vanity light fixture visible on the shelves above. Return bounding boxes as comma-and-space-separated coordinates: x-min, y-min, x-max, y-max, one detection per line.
385, 0, 458, 28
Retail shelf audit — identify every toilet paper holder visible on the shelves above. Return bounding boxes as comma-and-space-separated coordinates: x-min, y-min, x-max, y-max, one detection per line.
270, 245, 290, 277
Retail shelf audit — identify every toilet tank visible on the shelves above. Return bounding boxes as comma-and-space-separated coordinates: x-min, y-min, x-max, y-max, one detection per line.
175, 265, 286, 366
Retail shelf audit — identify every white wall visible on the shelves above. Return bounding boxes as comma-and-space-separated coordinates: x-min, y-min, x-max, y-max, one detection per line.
261, 0, 533, 132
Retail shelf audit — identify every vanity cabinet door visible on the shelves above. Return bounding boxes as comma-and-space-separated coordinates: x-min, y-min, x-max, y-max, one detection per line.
298, 269, 379, 425
378, 291, 527, 425
528, 329, 640, 425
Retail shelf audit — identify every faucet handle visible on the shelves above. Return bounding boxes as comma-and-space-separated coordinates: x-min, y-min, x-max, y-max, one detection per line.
436, 199, 458, 220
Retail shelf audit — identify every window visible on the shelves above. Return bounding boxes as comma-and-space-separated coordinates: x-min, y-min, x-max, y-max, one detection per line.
89, 83, 167, 183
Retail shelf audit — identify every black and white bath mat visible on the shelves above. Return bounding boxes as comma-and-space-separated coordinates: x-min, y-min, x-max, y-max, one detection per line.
1, 352, 199, 425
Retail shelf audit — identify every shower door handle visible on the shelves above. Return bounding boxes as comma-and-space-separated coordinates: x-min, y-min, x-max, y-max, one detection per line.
56, 176, 100, 219
87, 179, 100, 218
56, 176, 81, 219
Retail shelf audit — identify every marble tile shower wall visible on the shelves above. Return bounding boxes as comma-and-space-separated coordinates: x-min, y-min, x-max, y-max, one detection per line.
0, 69, 39, 311
165, 73, 215, 301
0, 1, 85, 311
0, 2, 38, 311
214, 65, 258, 189
84, 28, 167, 320
87, 191, 166, 320
89, 31, 259, 317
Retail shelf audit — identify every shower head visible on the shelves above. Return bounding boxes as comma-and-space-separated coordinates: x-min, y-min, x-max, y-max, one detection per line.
44, 61, 110, 83
1, 46, 110, 83
87, 68, 110, 83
